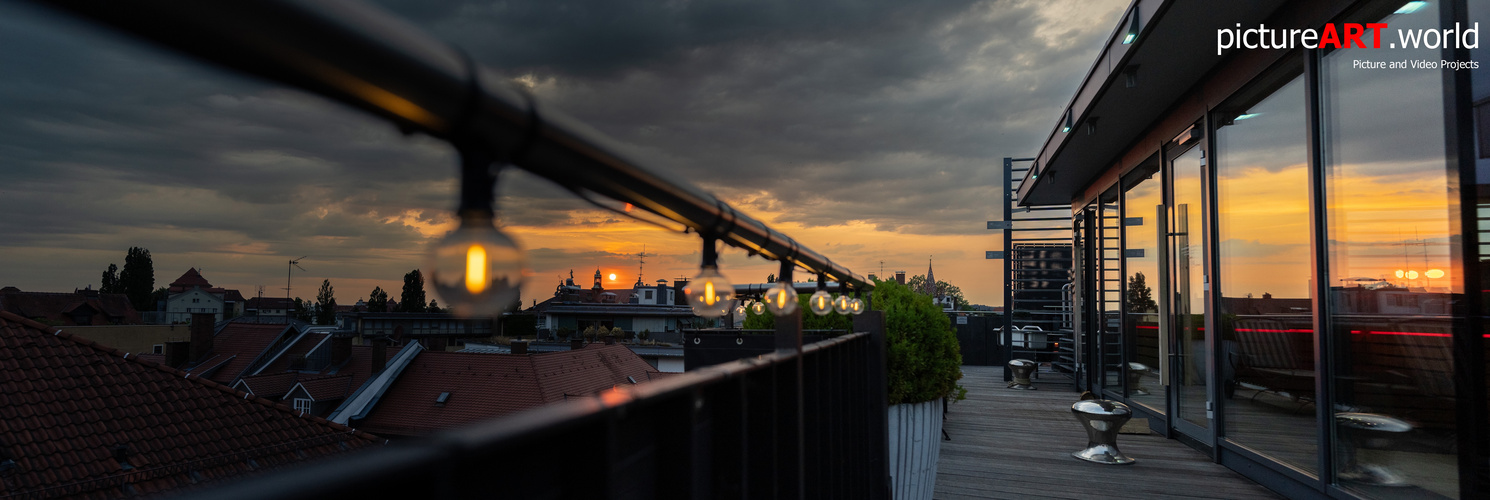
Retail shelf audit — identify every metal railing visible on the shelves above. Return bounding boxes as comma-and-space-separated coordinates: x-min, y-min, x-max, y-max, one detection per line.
24, 1, 891, 498
194, 319, 887, 500
32, 0, 871, 291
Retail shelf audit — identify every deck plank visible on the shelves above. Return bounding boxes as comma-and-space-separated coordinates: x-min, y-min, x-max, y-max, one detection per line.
934, 365, 1283, 499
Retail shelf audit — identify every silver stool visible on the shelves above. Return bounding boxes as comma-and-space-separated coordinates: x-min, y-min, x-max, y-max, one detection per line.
1007, 358, 1037, 390
1335, 412, 1412, 486
1127, 362, 1150, 395
1071, 399, 1135, 465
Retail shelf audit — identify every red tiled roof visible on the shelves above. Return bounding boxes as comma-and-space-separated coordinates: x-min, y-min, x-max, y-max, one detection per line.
132, 353, 165, 364
186, 324, 290, 385
168, 267, 212, 289
223, 289, 247, 303
295, 375, 355, 402
354, 344, 658, 437
245, 297, 295, 310
0, 311, 380, 499
0, 289, 142, 325
237, 372, 301, 399
259, 332, 328, 374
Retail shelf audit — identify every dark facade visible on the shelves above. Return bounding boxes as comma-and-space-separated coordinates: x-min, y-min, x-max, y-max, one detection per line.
1022, 0, 1488, 498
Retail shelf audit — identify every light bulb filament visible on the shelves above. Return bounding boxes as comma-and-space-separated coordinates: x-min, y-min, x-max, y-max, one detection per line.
466, 244, 487, 293
704, 281, 716, 305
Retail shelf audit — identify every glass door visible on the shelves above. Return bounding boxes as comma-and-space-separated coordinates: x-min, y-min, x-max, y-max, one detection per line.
1167, 133, 1212, 441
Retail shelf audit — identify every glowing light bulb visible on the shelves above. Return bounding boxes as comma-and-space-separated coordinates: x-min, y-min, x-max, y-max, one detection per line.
734, 303, 746, 316
751, 301, 766, 315
1426, 269, 1445, 279
809, 290, 833, 316
764, 282, 798, 315
1395, 270, 1405, 279
832, 294, 852, 314
685, 266, 735, 317
428, 218, 524, 317
1406, 270, 1419, 279
848, 298, 865, 315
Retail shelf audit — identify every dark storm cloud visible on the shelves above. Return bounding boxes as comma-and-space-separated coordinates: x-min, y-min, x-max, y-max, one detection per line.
0, 0, 1125, 294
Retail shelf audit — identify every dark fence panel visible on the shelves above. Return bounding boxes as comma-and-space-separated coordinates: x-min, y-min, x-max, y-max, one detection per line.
184, 330, 888, 500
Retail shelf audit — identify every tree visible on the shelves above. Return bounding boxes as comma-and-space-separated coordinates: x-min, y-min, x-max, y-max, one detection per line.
400, 270, 426, 313
292, 297, 313, 323
315, 279, 337, 325
118, 247, 155, 311
766, 273, 777, 284
1127, 272, 1157, 313
100, 264, 119, 294
427, 300, 442, 314
366, 286, 389, 312
905, 274, 967, 310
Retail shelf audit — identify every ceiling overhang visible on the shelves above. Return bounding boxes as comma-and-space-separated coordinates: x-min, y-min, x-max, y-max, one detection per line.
1017, 0, 1288, 206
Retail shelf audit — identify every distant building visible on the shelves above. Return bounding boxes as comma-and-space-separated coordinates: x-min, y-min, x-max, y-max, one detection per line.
0, 311, 380, 498
530, 269, 697, 340
0, 285, 142, 325
162, 268, 244, 324
339, 312, 496, 351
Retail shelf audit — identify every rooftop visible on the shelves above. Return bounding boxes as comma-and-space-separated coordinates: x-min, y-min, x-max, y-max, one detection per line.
0, 311, 380, 499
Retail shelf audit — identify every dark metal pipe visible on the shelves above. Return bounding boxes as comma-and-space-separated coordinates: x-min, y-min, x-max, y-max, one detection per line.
30, 0, 871, 291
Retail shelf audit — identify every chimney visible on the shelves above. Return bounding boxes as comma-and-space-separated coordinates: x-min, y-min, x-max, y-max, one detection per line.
511, 340, 529, 355
895, 271, 906, 285
570, 338, 584, 350
672, 279, 689, 306
330, 334, 352, 366
189, 313, 215, 362
162, 341, 190, 368
370, 338, 388, 374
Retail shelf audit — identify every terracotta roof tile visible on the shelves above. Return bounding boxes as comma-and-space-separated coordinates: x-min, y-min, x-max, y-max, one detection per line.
354, 344, 657, 437
237, 372, 301, 399
295, 375, 354, 402
0, 311, 380, 499
188, 323, 290, 385
167, 268, 213, 290
0, 289, 142, 325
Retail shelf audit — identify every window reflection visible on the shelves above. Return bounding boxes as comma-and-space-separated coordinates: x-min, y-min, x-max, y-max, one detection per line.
1122, 156, 1163, 413
1215, 70, 1317, 476
1323, 0, 1458, 495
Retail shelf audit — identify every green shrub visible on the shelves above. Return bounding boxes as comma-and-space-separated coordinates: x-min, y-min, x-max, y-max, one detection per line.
873, 279, 963, 405
743, 279, 963, 405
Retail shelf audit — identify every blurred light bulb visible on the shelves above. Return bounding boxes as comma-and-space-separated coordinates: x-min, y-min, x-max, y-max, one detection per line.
428, 218, 524, 317
1425, 269, 1444, 279
1406, 270, 1419, 279
849, 298, 865, 315
734, 302, 746, 316
685, 266, 735, 317
1395, 270, 1405, 278
764, 282, 798, 315
832, 294, 852, 314
750, 301, 766, 315
809, 290, 833, 316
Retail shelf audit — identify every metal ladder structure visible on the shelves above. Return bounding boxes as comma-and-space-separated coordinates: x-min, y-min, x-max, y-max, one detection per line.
990, 157, 1075, 382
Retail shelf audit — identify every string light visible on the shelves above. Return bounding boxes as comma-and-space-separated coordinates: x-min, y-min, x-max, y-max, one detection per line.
429, 149, 524, 317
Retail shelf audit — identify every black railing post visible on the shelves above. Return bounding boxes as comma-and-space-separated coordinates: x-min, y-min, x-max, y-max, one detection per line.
773, 309, 804, 499
853, 310, 890, 500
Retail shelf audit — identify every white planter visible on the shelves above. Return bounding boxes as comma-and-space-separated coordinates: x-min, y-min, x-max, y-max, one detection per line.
887, 398, 943, 500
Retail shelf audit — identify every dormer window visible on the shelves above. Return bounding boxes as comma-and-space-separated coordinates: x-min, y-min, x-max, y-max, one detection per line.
293, 398, 312, 412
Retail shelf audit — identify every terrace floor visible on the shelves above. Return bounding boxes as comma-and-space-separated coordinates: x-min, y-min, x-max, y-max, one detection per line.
935, 365, 1283, 500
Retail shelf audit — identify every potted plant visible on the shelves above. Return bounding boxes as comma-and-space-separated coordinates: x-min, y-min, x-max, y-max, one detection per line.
873, 278, 964, 500
742, 278, 964, 499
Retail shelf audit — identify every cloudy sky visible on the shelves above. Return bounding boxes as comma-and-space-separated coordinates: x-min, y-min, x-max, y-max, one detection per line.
0, 0, 1126, 308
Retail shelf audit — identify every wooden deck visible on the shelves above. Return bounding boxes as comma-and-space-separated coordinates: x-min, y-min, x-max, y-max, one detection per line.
934, 365, 1282, 500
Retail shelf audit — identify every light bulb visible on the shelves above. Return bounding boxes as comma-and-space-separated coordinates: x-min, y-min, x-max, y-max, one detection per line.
750, 301, 766, 315
685, 266, 735, 317
809, 290, 834, 316
1406, 270, 1419, 279
848, 298, 865, 315
734, 303, 746, 316
763, 282, 798, 315
832, 294, 852, 314
427, 218, 524, 317
1395, 270, 1405, 278
1426, 269, 1445, 279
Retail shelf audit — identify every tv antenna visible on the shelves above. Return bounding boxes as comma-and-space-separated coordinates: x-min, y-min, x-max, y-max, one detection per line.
284, 256, 307, 301
635, 245, 650, 284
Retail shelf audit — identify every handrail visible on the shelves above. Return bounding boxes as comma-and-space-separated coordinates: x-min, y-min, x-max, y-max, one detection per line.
31, 0, 872, 291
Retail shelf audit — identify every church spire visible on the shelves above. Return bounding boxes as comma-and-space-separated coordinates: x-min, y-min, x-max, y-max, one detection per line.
924, 257, 937, 297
